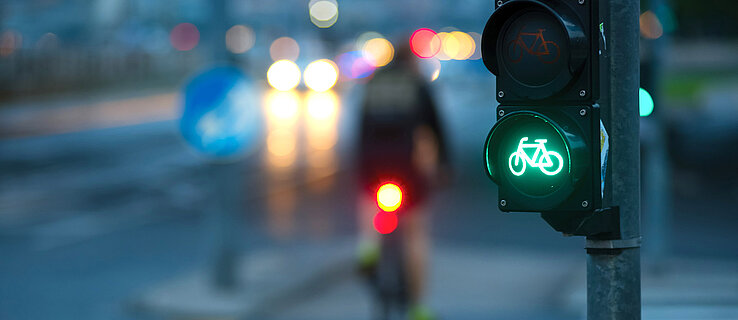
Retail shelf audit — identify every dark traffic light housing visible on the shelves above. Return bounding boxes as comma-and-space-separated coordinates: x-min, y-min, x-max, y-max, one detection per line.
485, 105, 600, 213
482, 0, 598, 104
481, 0, 617, 237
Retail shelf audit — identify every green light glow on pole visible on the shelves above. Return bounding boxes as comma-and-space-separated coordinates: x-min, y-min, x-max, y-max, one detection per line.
508, 137, 564, 176
639, 88, 654, 117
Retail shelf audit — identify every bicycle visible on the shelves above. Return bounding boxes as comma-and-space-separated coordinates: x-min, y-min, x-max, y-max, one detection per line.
358, 181, 424, 320
507, 26, 561, 64
362, 181, 409, 320
508, 137, 564, 176
375, 221, 409, 320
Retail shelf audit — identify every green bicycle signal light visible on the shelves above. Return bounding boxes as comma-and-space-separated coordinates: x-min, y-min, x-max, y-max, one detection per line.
485, 106, 597, 212
508, 137, 564, 177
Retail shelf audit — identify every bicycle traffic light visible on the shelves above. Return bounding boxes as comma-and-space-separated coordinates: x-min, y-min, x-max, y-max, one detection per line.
482, 0, 598, 103
484, 106, 599, 212
481, 0, 613, 236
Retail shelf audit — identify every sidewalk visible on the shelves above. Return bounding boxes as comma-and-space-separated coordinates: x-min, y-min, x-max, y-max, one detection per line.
564, 256, 738, 319
250, 243, 738, 320
257, 244, 583, 320
131, 241, 356, 319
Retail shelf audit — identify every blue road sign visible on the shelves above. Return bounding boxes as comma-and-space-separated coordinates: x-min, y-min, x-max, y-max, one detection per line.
179, 66, 262, 159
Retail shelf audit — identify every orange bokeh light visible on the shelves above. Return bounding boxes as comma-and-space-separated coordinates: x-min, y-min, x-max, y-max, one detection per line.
640, 11, 664, 40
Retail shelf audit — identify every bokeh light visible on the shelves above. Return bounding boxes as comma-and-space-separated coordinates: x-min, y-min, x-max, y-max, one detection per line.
451, 31, 475, 60
435, 32, 454, 61
337, 51, 375, 79
431, 68, 441, 81
0, 30, 22, 57
264, 89, 300, 168
306, 90, 339, 122
355, 31, 384, 51
305, 90, 339, 150
304, 59, 339, 92
309, 0, 339, 28
267, 128, 297, 157
410, 28, 441, 58
377, 183, 403, 212
362, 38, 394, 67
640, 11, 664, 40
468, 32, 482, 60
265, 89, 300, 123
267, 60, 301, 91
170, 23, 199, 51
266, 128, 298, 168
270, 37, 300, 61
639, 88, 654, 117
419, 58, 442, 82
225, 25, 255, 54
373, 211, 398, 234
305, 90, 339, 190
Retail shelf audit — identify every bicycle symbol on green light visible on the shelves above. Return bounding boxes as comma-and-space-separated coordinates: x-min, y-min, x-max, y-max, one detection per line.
508, 137, 564, 176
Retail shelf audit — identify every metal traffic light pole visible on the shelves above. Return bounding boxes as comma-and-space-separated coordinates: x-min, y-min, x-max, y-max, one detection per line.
208, 0, 241, 291
586, 0, 641, 319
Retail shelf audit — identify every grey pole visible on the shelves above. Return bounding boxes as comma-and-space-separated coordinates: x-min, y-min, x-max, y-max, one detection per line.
210, 161, 241, 290
208, 0, 241, 291
210, 0, 229, 63
587, 1, 642, 319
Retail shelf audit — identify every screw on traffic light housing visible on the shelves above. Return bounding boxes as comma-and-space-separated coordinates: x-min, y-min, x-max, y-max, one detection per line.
482, 0, 599, 104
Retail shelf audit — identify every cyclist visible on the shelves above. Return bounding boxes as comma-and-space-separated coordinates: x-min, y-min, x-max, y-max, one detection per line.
356, 40, 449, 320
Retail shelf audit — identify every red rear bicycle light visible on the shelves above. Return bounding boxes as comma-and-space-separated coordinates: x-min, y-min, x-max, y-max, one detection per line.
373, 211, 398, 234
376, 183, 403, 212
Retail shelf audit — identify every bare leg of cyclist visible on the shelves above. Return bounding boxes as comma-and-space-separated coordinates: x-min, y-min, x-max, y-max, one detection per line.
407, 125, 439, 320
357, 193, 383, 320
404, 205, 435, 320
357, 194, 380, 266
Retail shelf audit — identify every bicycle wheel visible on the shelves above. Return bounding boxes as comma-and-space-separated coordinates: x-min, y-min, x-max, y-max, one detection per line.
508, 152, 526, 176
537, 41, 560, 64
539, 151, 564, 176
507, 39, 524, 63
376, 229, 409, 320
